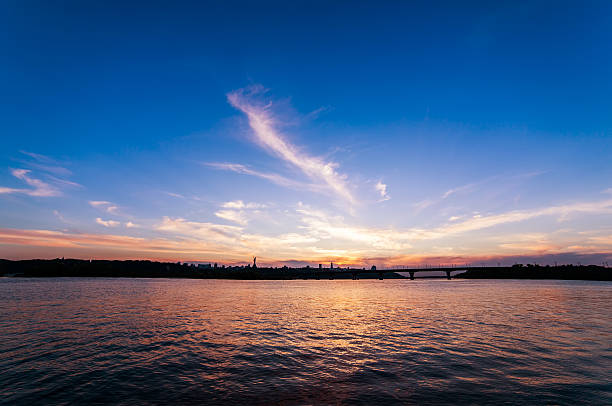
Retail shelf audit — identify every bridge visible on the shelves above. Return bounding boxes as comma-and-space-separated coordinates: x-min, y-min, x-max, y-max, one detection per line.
296, 266, 514, 280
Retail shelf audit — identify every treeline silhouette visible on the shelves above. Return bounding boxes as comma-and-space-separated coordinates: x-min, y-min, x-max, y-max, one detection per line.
0, 259, 610, 280
0, 259, 403, 280
456, 263, 611, 281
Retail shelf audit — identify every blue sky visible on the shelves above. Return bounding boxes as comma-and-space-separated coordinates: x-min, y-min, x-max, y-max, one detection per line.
1, 1, 611, 265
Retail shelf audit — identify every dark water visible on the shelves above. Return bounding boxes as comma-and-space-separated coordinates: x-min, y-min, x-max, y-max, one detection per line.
1, 278, 610, 405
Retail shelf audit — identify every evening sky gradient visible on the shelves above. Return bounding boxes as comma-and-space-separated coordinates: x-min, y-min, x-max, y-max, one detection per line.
1, 1, 611, 266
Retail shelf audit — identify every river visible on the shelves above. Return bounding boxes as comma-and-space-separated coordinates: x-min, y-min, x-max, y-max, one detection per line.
1, 278, 610, 405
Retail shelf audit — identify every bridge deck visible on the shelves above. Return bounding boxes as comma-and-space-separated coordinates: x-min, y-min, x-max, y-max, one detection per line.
293, 266, 516, 280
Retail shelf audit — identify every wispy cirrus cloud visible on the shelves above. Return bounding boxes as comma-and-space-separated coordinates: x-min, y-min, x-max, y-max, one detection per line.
164, 192, 185, 199
215, 200, 268, 225
0, 169, 61, 197
221, 200, 267, 209
44, 175, 82, 189
442, 172, 546, 200
1, 151, 82, 197
426, 198, 612, 239
416, 171, 546, 215
214, 210, 249, 225
17, 150, 73, 177
442, 181, 482, 199
205, 162, 328, 194
413, 198, 435, 212
89, 200, 119, 215
226, 86, 355, 205
156, 217, 242, 241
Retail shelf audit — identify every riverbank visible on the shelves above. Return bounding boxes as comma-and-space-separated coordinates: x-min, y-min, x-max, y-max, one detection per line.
455, 264, 611, 281
0, 259, 406, 279
2, 259, 611, 281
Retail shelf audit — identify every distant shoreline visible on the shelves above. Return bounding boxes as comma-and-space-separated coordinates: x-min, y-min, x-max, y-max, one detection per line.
1, 259, 610, 281
455, 267, 611, 281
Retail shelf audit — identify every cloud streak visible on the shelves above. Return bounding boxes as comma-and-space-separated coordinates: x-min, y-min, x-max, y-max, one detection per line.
428, 198, 612, 239
221, 200, 266, 209
89, 201, 119, 215
206, 162, 318, 191
96, 218, 120, 227
0, 169, 61, 197
227, 86, 355, 204
215, 209, 249, 225
1, 151, 81, 198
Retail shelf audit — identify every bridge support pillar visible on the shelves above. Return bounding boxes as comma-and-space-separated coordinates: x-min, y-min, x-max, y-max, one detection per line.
409, 271, 415, 280
378, 272, 383, 280
445, 270, 451, 280
352, 272, 358, 280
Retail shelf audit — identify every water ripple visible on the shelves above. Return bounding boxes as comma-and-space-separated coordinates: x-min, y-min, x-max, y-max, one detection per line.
0, 278, 610, 405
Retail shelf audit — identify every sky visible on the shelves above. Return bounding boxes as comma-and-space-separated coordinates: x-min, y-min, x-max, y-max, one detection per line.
1, 1, 611, 267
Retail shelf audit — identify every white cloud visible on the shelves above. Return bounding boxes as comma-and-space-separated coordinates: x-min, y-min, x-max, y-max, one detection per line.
375, 181, 390, 202
89, 200, 119, 215
125, 221, 139, 228
154, 216, 349, 260
296, 204, 412, 250
215, 209, 249, 225
156, 217, 243, 244
89, 200, 109, 207
96, 218, 120, 227
222, 200, 246, 209
227, 86, 355, 204
221, 200, 267, 209
215, 200, 268, 225
12, 169, 59, 197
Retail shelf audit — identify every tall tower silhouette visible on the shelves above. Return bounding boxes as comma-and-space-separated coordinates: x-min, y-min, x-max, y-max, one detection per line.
253, 257, 257, 268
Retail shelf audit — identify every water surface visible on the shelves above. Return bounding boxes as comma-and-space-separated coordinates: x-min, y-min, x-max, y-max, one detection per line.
1, 278, 610, 405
